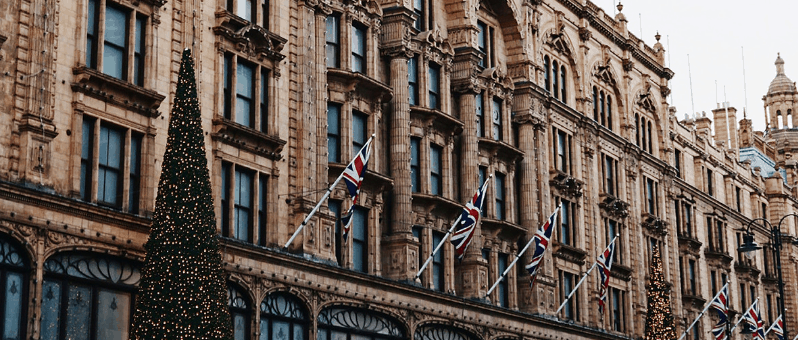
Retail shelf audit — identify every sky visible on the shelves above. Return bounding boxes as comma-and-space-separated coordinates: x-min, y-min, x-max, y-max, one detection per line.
587, 0, 798, 132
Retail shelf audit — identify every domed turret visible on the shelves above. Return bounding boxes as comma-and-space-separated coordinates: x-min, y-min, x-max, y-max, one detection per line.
768, 53, 796, 95
763, 53, 797, 130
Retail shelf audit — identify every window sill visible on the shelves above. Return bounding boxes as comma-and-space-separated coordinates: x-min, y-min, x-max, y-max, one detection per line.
704, 250, 733, 266
327, 68, 393, 103
598, 193, 629, 219
611, 263, 632, 281
411, 192, 464, 222
553, 243, 588, 265
478, 138, 524, 163
409, 106, 463, 135
550, 170, 584, 198
72, 66, 165, 117
734, 261, 761, 279
328, 163, 394, 192
212, 118, 286, 160
214, 10, 287, 62
677, 234, 703, 251
682, 294, 707, 310
480, 218, 527, 239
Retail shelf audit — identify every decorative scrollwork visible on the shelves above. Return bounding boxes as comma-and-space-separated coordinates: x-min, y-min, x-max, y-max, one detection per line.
228, 284, 249, 309
641, 213, 669, 236
415, 324, 473, 340
318, 307, 405, 337
44, 252, 140, 285
0, 236, 25, 267
598, 194, 629, 219
550, 172, 583, 198
261, 292, 305, 319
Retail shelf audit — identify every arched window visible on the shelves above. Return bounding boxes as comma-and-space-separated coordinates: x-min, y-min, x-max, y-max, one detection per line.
544, 56, 550, 91
776, 110, 783, 128
1, 235, 28, 340
635, 113, 640, 145
647, 120, 653, 152
228, 284, 251, 340
40, 252, 141, 340
415, 324, 477, 340
787, 109, 793, 128
260, 292, 307, 340
606, 96, 612, 129
560, 66, 567, 104
317, 306, 406, 339
592, 86, 598, 120
599, 91, 605, 124
552, 61, 559, 100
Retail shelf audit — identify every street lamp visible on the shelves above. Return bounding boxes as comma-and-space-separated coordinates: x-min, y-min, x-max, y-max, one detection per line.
737, 213, 797, 340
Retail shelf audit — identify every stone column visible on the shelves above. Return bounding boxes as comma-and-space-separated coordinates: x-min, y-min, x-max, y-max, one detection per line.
515, 117, 543, 313
381, 54, 420, 282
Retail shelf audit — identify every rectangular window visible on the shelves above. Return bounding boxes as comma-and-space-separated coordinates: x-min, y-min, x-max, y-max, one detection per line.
674, 149, 682, 178
325, 15, 340, 68
740, 283, 746, 310
612, 288, 624, 332
479, 167, 488, 217
606, 219, 621, 264
475, 93, 484, 137
258, 174, 268, 246
327, 103, 341, 163
128, 134, 142, 213
766, 294, 774, 324
103, 4, 128, 80
736, 186, 742, 212
710, 270, 717, 295
328, 200, 343, 263
97, 124, 124, 207
602, 154, 617, 196
234, 168, 253, 242
761, 202, 768, 220
558, 198, 575, 246
430, 144, 442, 196
223, 54, 233, 120
544, 57, 551, 91
352, 208, 368, 272
689, 259, 697, 295
408, 57, 418, 105
351, 23, 366, 73
410, 138, 421, 192
428, 63, 440, 110
432, 231, 444, 291
221, 163, 231, 235
86, 0, 99, 68
552, 61, 559, 100
495, 172, 506, 220
492, 97, 503, 141
236, 0, 254, 22
133, 15, 146, 86
683, 203, 692, 237
679, 257, 686, 295
707, 168, 714, 196
81, 118, 95, 201
498, 253, 509, 307
477, 21, 488, 68
645, 178, 656, 215
235, 61, 255, 127
260, 69, 269, 133
560, 270, 579, 320
352, 111, 367, 155
413, 0, 424, 30
553, 128, 572, 173
716, 219, 725, 253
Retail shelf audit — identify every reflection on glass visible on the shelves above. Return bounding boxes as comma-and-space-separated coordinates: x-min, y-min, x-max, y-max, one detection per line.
293, 324, 304, 340
40, 280, 62, 340
95, 289, 130, 340
234, 314, 247, 340
3, 272, 22, 340
66, 285, 92, 340
272, 321, 289, 340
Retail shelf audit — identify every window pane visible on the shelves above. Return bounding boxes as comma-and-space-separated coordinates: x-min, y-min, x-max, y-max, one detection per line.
408, 57, 418, 105
40, 280, 61, 340
260, 319, 270, 340
86, 0, 98, 68
327, 104, 340, 163
293, 324, 304, 340
103, 6, 127, 79
325, 15, 339, 68
234, 313, 248, 340
352, 113, 366, 155
492, 99, 502, 140
352, 209, 367, 271
428, 65, 439, 109
102, 169, 119, 205
95, 289, 130, 340
272, 321, 290, 340
3, 272, 23, 340
236, 62, 254, 127
352, 25, 365, 73
134, 16, 146, 85
476, 93, 483, 137
237, 0, 252, 21
560, 201, 569, 245
66, 285, 92, 340
129, 135, 141, 213
430, 145, 441, 195
495, 173, 505, 220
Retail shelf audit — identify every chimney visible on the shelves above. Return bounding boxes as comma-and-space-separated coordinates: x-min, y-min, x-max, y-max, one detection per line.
712, 102, 739, 150
695, 111, 712, 141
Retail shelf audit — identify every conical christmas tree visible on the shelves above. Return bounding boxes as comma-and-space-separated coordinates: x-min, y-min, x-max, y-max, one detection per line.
130, 49, 233, 340
644, 243, 677, 340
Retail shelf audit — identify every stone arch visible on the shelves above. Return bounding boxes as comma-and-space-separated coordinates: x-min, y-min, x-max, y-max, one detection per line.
0, 228, 35, 270
538, 27, 582, 96
226, 276, 255, 307
317, 303, 409, 338
260, 287, 312, 320
630, 80, 665, 156
413, 321, 482, 340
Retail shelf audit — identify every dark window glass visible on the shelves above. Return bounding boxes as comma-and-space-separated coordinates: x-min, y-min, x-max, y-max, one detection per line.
133, 15, 146, 86
477, 21, 487, 68
351, 111, 367, 155
408, 57, 418, 105
555, 128, 569, 173
258, 175, 268, 246
560, 66, 567, 103
674, 149, 682, 177
328, 200, 343, 263
228, 285, 251, 340
592, 87, 598, 121
432, 232, 444, 291
736, 187, 742, 212
103, 5, 128, 80
495, 172, 505, 220
428, 63, 440, 109
559, 199, 574, 246
492, 97, 503, 141
475, 93, 484, 137
128, 134, 141, 214
689, 259, 696, 295
647, 120, 653, 152
544, 56, 550, 90
81, 118, 95, 201
352, 208, 368, 272
259, 293, 307, 340
351, 24, 366, 73
682, 203, 691, 236
552, 61, 559, 99
479, 167, 488, 217
600, 91, 606, 125
223, 54, 233, 120
325, 15, 339, 68
430, 144, 442, 196
498, 253, 508, 307
646, 178, 655, 215
221, 163, 230, 235
413, 0, 424, 31
606, 95, 612, 130
260, 69, 269, 133
86, 0, 99, 69
234, 168, 253, 242
635, 113, 640, 146
410, 138, 420, 192
603, 155, 615, 195
97, 124, 124, 207
560, 271, 578, 320
236, 61, 255, 127
327, 104, 341, 163
612, 288, 622, 331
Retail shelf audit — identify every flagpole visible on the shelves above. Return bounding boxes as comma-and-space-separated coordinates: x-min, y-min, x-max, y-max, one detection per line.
486, 235, 534, 297
554, 234, 620, 315
283, 135, 375, 250
414, 214, 463, 282
764, 315, 780, 335
677, 282, 729, 340
730, 298, 759, 332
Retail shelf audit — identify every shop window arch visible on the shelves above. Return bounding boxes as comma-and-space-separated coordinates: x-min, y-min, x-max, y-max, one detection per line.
414, 323, 479, 340
261, 291, 308, 340
317, 305, 406, 339
228, 283, 252, 340
40, 251, 141, 340
0, 234, 29, 340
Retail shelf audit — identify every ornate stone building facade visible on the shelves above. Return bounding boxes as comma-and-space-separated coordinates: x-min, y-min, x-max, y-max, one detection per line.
0, 0, 797, 339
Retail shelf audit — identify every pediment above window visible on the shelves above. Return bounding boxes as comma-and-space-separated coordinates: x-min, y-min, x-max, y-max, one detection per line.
592, 63, 617, 88
543, 29, 572, 57
636, 82, 657, 113
214, 11, 287, 62
598, 193, 629, 219
212, 118, 286, 161
71, 66, 165, 117
550, 170, 583, 198
413, 29, 454, 59
641, 213, 668, 236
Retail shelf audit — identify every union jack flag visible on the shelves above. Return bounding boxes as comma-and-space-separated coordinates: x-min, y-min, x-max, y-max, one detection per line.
710, 285, 729, 340
450, 177, 491, 260
768, 315, 784, 340
525, 205, 560, 287
743, 300, 766, 340
596, 237, 618, 314
340, 137, 373, 242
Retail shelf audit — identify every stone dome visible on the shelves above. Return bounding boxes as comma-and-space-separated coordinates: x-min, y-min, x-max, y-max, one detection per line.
768, 53, 796, 94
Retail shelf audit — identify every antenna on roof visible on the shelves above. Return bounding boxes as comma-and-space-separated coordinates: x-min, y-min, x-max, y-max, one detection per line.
688, 54, 695, 117
724, 86, 731, 147
741, 46, 749, 118
639, 13, 643, 38
667, 35, 672, 104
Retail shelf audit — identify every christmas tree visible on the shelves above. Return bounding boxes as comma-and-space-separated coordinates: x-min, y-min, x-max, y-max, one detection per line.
130, 49, 233, 340
644, 243, 677, 340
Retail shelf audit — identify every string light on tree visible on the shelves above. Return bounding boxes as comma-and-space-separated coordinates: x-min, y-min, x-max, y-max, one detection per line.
130, 48, 233, 340
644, 244, 677, 340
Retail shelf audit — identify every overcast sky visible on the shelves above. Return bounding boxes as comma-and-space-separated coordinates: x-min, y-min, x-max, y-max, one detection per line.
587, 0, 798, 132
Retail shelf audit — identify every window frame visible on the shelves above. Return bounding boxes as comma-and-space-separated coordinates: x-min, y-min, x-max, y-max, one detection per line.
431, 231, 445, 291
552, 127, 573, 174
497, 253, 509, 307
410, 137, 421, 193
351, 23, 367, 74
325, 14, 340, 69
327, 103, 342, 163
222, 54, 272, 133
429, 144, 442, 196
427, 63, 441, 110
351, 207, 369, 273
0, 237, 28, 340
85, 0, 149, 86
557, 198, 576, 247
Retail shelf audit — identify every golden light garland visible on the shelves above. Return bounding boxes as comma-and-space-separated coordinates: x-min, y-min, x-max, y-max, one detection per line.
644, 244, 677, 340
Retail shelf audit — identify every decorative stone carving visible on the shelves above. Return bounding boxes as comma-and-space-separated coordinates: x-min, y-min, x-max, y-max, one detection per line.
641, 213, 669, 236
599, 194, 630, 219
550, 171, 583, 198
636, 80, 657, 113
